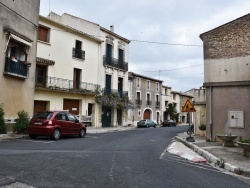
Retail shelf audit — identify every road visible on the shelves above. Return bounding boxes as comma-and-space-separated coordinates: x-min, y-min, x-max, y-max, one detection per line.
0, 126, 250, 188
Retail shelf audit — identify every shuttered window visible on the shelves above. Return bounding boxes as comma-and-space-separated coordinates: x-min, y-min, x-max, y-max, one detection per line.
38, 25, 50, 43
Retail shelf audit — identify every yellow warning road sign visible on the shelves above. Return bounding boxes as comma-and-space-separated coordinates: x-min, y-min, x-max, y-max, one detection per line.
182, 99, 196, 112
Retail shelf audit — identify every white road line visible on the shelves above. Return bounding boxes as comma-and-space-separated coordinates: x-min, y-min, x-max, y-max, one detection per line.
19, 139, 54, 144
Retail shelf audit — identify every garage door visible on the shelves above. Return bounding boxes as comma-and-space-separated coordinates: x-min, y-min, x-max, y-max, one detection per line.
34, 100, 47, 115
63, 99, 79, 115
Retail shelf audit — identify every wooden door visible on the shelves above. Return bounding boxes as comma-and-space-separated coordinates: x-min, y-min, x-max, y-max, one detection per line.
143, 109, 150, 120
63, 99, 79, 115
34, 100, 47, 115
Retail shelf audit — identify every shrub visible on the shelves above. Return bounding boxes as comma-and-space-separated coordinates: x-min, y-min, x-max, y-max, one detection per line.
13, 110, 29, 134
0, 106, 6, 134
241, 139, 250, 144
199, 124, 206, 131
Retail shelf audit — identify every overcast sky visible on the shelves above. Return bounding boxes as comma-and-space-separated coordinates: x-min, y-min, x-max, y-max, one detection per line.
39, 0, 250, 92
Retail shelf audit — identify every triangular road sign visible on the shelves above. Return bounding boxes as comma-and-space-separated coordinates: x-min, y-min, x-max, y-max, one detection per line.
182, 99, 196, 112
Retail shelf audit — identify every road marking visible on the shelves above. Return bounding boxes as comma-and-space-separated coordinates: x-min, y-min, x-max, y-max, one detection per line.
19, 139, 54, 144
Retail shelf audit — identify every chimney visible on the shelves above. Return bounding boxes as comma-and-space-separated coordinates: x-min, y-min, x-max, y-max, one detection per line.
110, 25, 114, 32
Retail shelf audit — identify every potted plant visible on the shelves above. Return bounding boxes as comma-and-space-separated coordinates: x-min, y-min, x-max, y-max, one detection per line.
237, 139, 250, 158
198, 124, 206, 137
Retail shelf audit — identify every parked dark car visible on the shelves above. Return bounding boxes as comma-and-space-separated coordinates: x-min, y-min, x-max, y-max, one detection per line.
137, 119, 157, 128
161, 119, 176, 127
28, 111, 86, 140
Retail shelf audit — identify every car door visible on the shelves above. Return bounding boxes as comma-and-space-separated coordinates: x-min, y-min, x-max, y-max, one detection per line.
55, 112, 69, 134
66, 113, 81, 134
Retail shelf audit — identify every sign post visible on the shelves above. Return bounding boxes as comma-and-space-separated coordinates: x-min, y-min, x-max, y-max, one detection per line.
182, 99, 196, 142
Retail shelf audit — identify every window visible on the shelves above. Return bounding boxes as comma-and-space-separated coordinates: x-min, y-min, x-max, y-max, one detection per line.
67, 113, 77, 123
146, 93, 151, 105
173, 94, 176, 100
136, 92, 141, 105
106, 43, 112, 64
156, 82, 159, 91
118, 77, 123, 97
4, 34, 31, 78
147, 80, 150, 90
36, 65, 47, 85
56, 113, 67, 121
136, 77, 141, 88
138, 110, 141, 117
118, 49, 124, 68
228, 110, 244, 128
38, 25, 50, 43
73, 40, 85, 60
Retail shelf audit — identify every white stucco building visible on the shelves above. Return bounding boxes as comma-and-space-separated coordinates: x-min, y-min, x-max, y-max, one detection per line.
35, 15, 102, 127
46, 12, 131, 127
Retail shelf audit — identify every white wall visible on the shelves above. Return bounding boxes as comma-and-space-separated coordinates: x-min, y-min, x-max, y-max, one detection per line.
204, 56, 250, 83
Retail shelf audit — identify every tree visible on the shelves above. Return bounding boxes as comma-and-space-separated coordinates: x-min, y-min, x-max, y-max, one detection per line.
166, 103, 175, 120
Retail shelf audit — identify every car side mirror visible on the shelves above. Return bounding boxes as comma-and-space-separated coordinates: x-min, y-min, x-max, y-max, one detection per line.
75, 119, 79, 123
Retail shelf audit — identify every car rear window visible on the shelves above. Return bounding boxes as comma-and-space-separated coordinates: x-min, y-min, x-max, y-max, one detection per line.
33, 112, 53, 119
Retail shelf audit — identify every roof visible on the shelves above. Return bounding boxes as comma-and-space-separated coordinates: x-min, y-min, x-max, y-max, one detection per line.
162, 85, 172, 89
100, 27, 130, 43
39, 15, 103, 44
129, 72, 164, 82
171, 90, 193, 98
200, 13, 250, 40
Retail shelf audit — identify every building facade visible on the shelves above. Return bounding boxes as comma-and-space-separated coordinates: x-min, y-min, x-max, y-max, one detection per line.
200, 13, 250, 141
185, 88, 206, 134
128, 72, 163, 126
161, 85, 172, 121
35, 16, 102, 127
47, 12, 130, 127
0, 0, 40, 122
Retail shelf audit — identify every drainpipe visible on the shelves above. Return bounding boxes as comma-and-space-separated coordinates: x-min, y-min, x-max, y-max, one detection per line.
209, 86, 213, 141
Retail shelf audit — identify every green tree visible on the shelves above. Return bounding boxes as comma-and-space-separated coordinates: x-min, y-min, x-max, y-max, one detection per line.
13, 110, 29, 134
0, 106, 6, 134
166, 103, 175, 120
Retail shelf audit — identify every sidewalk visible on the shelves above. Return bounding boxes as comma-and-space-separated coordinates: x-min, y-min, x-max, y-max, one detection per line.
0, 126, 136, 141
175, 132, 250, 177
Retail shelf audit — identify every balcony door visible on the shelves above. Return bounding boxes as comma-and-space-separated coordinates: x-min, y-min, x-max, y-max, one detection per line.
36, 65, 47, 86
118, 77, 123, 97
106, 44, 112, 64
118, 49, 124, 68
105, 74, 112, 94
73, 68, 81, 90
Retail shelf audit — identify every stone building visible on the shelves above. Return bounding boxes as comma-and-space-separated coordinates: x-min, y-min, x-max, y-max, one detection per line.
128, 72, 163, 126
200, 13, 250, 141
0, 0, 40, 124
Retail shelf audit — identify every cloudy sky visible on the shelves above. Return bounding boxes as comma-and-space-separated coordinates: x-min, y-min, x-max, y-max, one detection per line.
39, 0, 250, 92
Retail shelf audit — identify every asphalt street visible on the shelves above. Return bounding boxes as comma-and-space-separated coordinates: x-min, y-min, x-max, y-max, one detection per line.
0, 126, 250, 188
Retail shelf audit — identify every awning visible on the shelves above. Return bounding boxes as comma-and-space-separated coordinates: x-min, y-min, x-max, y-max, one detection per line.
10, 34, 32, 47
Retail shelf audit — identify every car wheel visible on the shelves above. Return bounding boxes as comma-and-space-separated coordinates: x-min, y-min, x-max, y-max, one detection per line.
29, 134, 37, 139
52, 129, 61, 140
79, 129, 86, 138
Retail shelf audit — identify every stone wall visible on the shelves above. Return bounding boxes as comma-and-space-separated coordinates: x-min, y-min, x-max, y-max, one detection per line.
201, 14, 250, 59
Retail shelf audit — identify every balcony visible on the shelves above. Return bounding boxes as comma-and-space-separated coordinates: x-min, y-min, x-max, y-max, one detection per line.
103, 55, 128, 71
4, 57, 29, 79
135, 99, 142, 105
102, 88, 128, 98
35, 76, 100, 95
73, 48, 85, 60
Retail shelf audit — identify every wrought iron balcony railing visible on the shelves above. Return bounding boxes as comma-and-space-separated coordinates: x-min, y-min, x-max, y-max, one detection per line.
102, 88, 128, 98
103, 55, 128, 71
73, 48, 85, 60
4, 57, 29, 78
35, 76, 100, 95
135, 99, 142, 105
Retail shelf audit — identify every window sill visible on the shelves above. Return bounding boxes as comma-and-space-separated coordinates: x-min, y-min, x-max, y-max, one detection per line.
38, 40, 51, 45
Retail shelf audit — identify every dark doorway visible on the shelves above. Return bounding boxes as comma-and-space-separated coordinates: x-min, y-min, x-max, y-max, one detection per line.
73, 68, 81, 90
117, 109, 122, 126
102, 106, 111, 127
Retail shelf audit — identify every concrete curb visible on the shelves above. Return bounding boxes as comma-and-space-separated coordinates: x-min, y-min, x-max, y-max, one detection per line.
174, 136, 250, 176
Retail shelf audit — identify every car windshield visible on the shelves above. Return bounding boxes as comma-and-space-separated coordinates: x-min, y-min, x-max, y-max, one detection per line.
33, 112, 53, 119
139, 120, 146, 122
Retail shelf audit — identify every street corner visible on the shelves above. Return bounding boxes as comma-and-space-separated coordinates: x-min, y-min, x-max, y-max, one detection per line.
167, 141, 206, 163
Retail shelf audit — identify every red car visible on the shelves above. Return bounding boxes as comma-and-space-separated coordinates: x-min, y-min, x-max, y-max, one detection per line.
28, 111, 86, 140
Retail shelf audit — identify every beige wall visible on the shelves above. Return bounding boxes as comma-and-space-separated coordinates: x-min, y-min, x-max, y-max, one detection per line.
0, 0, 40, 118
